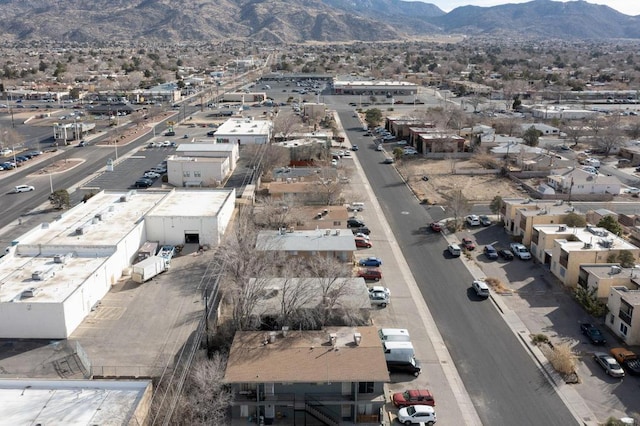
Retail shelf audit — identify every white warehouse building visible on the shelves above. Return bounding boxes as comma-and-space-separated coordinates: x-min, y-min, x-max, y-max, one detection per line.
214, 117, 272, 145
0, 188, 235, 339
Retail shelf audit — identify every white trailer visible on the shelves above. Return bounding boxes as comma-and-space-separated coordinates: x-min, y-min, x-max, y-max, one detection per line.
132, 255, 168, 283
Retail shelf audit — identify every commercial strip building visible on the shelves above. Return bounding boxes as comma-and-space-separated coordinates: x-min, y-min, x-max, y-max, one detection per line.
0, 188, 235, 339
333, 80, 418, 96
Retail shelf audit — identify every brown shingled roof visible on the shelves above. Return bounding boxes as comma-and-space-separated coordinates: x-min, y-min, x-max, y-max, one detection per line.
224, 326, 389, 384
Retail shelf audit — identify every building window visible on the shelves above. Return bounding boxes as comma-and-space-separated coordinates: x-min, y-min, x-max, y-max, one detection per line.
620, 323, 628, 336
194, 171, 201, 177
183, 171, 190, 177
559, 267, 565, 277
358, 382, 374, 394
333, 221, 341, 226
610, 313, 615, 324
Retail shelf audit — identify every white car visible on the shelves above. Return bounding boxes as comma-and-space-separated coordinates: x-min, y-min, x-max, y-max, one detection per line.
466, 215, 480, 226
472, 280, 490, 298
368, 285, 390, 298
509, 243, 532, 260
0, 148, 12, 156
161, 140, 172, 147
376, 144, 383, 151
593, 352, 625, 378
331, 159, 338, 167
13, 184, 35, 193
626, 187, 640, 195
143, 171, 161, 179
397, 405, 437, 425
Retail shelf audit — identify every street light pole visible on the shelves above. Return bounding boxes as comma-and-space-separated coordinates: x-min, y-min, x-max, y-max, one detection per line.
49, 172, 53, 194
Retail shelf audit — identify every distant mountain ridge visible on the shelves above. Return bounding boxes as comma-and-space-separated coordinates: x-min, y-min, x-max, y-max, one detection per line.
0, 0, 637, 43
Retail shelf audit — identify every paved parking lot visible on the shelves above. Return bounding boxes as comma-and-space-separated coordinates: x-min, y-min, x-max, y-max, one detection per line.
454, 223, 640, 422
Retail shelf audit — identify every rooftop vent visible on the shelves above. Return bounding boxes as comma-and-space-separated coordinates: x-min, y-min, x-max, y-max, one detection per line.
53, 253, 73, 264
558, 225, 567, 232
32, 265, 56, 281
353, 332, 362, 346
329, 333, 337, 346
22, 287, 41, 298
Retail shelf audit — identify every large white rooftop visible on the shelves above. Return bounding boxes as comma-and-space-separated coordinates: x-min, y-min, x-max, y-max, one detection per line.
0, 379, 151, 426
215, 117, 272, 136
0, 254, 106, 303
176, 143, 236, 152
539, 225, 639, 252
17, 190, 168, 248
146, 189, 235, 218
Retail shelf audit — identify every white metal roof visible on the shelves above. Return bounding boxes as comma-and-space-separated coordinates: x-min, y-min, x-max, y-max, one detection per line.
0, 379, 150, 426
146, 189, 235, 218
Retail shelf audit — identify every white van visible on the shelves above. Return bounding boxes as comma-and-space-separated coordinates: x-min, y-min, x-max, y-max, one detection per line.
349, 202, 365, 212
379, 328, 411, 342
383, 341, 415, 361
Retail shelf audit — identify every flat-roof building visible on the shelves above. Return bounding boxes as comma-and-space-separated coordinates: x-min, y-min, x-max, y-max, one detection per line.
214, 117, 272, 145
0, 379, 152, 425
0, 189, 235, 339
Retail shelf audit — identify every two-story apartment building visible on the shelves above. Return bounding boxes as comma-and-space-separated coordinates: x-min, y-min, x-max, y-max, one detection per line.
224, 326, 388, 425
503, 198, 578, 245
607, 287, 640, 345
548, 226, 640, 287
578, 264, 639, 299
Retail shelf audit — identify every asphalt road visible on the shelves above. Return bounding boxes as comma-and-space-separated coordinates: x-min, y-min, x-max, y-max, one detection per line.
339, 111, 578, 425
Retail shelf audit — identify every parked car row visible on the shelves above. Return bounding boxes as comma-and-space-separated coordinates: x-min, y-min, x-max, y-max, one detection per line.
0, 150, 43, 171
133, 162, 167, 188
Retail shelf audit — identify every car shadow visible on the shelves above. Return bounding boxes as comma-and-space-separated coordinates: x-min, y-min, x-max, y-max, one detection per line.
466, 287, 488, 301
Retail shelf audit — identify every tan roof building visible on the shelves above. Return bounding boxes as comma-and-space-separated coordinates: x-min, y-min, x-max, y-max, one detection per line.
224, 326, 388, 424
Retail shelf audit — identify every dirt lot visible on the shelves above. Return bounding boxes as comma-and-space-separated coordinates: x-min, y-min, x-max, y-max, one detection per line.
396, 158, 525, 205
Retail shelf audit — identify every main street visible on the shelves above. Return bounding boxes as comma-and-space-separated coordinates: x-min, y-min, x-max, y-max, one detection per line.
337, 110, 578, 425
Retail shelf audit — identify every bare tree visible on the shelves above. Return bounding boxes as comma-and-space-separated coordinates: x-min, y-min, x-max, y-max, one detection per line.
174, 354, 233, 425
274, 261, 317, 329
597, 124, 625, 156
0, 127, 24, 150
218, 211, 276, 331
310, 165, 344, 205
445, 188, 471, 230
466, 95, 486, 113
253, 197, 305, 229
562, 122, 586, 147
273, 110, 302, 139
306, 256, 352, 326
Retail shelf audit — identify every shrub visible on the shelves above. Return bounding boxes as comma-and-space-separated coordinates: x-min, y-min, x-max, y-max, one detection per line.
531, 333, 549, 345
543, 342, 576, 375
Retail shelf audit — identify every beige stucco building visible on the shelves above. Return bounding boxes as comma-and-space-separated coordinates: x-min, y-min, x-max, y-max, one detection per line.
607, 286, 640, 345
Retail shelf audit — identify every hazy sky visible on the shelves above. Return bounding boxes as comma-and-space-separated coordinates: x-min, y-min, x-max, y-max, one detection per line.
423, 0, 639, 16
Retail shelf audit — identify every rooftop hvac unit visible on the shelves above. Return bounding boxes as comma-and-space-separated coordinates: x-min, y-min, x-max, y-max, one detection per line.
558, 225, 567, 231
54, 252, 73, 264
76, 226, 85, 235
269, 331, 277, 344
22, 287, 41, 298
325, 229, 331, 236
610, 265, 622, 275
32, 266, 55, 281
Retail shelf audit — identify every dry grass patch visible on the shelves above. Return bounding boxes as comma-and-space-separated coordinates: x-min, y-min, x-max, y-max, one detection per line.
484, 277, 512, 294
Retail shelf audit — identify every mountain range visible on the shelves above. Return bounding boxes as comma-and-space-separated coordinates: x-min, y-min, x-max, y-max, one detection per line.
0, 0, 638, 44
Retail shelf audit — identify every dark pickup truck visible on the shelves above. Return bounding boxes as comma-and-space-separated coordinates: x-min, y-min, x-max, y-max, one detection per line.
611, 348, 640, 375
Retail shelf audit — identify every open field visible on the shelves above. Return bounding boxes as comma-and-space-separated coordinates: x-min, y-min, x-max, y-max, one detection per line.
397, 158, 525, 205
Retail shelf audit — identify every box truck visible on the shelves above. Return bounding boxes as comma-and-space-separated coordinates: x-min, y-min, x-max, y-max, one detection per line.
132, 255, 168, 283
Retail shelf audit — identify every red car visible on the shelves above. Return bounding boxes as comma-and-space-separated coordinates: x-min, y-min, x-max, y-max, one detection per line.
461, 237, 475, 250
355, 237, 372, 248
357, 268, 382, 281
392, 389, 436, 407
430, 222, 442, 232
